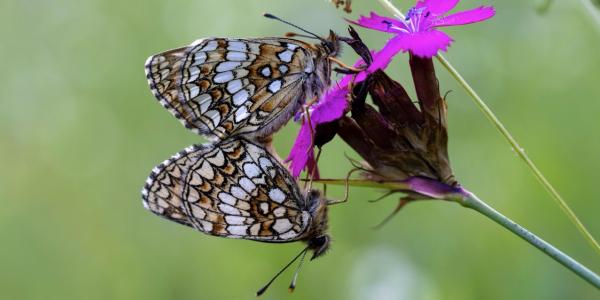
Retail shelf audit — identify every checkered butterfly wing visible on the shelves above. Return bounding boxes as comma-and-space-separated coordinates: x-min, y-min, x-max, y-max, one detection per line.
145, 38, 323, 141
142, 138, 312, 241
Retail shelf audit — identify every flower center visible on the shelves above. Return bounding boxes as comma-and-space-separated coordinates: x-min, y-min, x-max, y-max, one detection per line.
406, 6, 430, 32
382, 6, 431, 34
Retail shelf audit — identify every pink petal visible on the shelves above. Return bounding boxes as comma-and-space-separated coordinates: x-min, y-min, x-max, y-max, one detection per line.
348, 12, 408, 34
391, 30, 453, 58
286, 42, 399, 177
342, 46, 398, 85
432, 6, 495, 27
305, 151, 320, 179
286, 124, 313, 177
286, 86, 349, 177
415, 0, 460, 15
367, 43, 400, 73
310, 87, 349, 123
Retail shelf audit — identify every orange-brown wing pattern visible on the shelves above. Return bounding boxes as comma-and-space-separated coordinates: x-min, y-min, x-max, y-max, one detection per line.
142, 138, 311, 242
145, 38, 318, 141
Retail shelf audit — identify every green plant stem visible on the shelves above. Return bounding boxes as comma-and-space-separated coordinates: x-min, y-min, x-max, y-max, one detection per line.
377, 0, 600, 255
457, 191, 600, 289
314, 178, 600, 288
307, 178, 410, 190
434, 55, 600, 255
581, 0, 600, 32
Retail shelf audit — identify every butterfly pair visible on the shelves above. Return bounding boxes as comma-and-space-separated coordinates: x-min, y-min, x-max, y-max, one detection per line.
142, 18, 350, 295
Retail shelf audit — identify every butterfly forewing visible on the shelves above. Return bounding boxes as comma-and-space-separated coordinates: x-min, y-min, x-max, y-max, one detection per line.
142, 138, 311, 241
145, 38, 319, 141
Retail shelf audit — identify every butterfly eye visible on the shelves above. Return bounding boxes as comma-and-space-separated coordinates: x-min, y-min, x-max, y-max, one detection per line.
320, 41, 333, 54
308, 235, 330, 259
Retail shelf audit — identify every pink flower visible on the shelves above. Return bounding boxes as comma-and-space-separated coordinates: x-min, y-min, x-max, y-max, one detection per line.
286, 87, 347, 178
350, 0, 495, 58
286, 48, 395, 177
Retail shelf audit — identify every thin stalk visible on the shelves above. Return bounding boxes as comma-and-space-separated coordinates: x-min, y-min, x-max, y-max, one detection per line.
317, 176, 600, 287
377, 0, 600, 255
308, 178, 410, 190
580, 0, 600, 33
456, 190, 600, 289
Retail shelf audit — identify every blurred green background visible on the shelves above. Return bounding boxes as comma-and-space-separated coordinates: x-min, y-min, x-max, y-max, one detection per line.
1, 0, 599, 299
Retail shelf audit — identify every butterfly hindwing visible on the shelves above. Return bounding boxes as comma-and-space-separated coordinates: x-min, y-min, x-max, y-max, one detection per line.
142, 138, 311, 242
145, 38, 318, 141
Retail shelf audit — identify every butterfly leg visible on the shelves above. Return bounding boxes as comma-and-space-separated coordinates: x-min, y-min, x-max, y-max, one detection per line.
329, 57, 365, 73
326, 166, 362, 206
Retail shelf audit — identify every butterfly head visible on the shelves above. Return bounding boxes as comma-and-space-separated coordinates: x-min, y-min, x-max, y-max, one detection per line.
320, 30, 341, 58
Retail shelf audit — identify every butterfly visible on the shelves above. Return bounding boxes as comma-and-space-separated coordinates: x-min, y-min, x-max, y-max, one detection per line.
141, 137, 330, 294
144, 28, 341, 141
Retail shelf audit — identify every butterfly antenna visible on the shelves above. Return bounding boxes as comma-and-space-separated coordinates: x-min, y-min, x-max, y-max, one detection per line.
285, 32, 320, 40
264, 13, 325, 42
288, 248, 309, 292
256, 247, 310, 297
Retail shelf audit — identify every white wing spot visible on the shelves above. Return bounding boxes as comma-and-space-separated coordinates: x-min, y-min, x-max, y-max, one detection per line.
218, 192, 237, 205
199, 40, 218, 51
187, 187, 201, 203
197, 160, 214, 179
191, 205, 206, 219
287, 43, 299, 50
232, 89, 249, 106
273, 219, 293, 233
230, 186, 248, 199
227, 79, 243, 94
226, 52, 248, 61
197, 94, 212, 113
188, 85, 200, 99
278, 65, 288, 74
260, 202, 269, 214
261, 66, 271, 77
205, 110, 221, 127
193, 52, 207, 65
216, 61, 241, 72
218, 203, 240, 215
186, 66, 201, 82
201, 221, 213, 232
249, 223, 260, 235
188, 172, 203, 186
279, 231, 298, 239
273, 207, 286, 217
206, 150, 225, 166
214, 71, 234, 83
278, 50, 294, 62
184, 145, 196, 152
259, 157, 273, 170
227, 41, 247, 52
269, 188, 286, 203
243, 163, 261, 178
225, 216, 246, 225
228, 225, 249, 235
158, 199, 169, 208
235, 106, 250, 122
268, 80, 282, 93
239, 177, 257, 193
